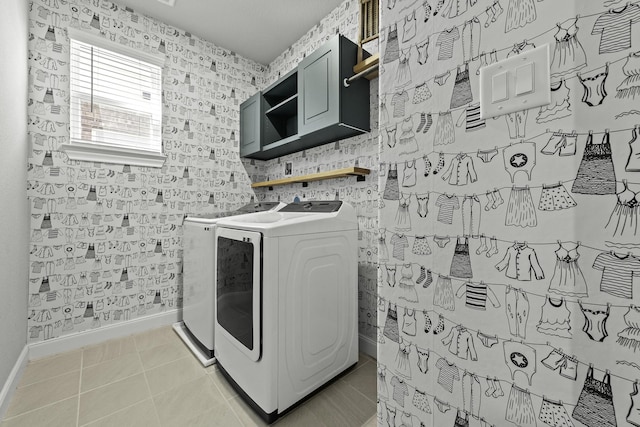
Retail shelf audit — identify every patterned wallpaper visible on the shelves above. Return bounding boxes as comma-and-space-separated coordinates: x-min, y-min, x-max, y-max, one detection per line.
247, 0, 382, 343
378, 0, 640, 426
26, 0, 382, 346
27, 0, 264, 342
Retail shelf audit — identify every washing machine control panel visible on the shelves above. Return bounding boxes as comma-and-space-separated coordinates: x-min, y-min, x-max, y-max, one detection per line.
279, 201, 342, 213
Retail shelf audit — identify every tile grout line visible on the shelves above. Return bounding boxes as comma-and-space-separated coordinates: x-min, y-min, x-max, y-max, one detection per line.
78, 335, 166, 427
14, 350, 84, 390
11, 367, 82, 391
342, 359, 378, 404
77, 401, 151, 427
135, 332, 163, 426
206, 366, 246, 426
0, 396, 76, 424
76, 349, 84, 427
75, 331, 161, 426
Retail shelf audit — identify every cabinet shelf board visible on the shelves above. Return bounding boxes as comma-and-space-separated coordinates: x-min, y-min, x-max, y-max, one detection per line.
264, 94, 298, 116
263, 68, 298, 101
261, 133, 300, 150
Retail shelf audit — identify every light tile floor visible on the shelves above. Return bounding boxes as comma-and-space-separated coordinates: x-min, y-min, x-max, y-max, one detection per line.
1, 326, 377, 427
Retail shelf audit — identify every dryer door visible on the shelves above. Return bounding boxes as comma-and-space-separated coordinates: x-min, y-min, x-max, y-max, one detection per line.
215, 227, 262, 362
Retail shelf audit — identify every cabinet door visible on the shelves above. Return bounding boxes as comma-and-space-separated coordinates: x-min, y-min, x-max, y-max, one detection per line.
239, 92, 262, 157
298, 37, 340, 136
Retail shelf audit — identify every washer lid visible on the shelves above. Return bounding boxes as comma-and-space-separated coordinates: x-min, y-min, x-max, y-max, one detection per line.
278, 201, 342, 213
237, 201, 284, 213
184, 201, 287, 224
215, 201, 357, 236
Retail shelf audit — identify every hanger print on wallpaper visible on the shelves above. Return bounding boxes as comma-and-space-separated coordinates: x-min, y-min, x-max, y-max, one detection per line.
379, 216, 640, 257
379, 4, 640, 102
383, 184, 572, 232
378, 38, 640, 420
388, 299, 635, 390
380, 298, 640, 411
384, 272, 640, 360
380, 248, 639, 305
381, 112, 637, 176
383, 0, 503, 60
381, 376, 501, 426
380, 122, 577, 165
381, 325, 617, 427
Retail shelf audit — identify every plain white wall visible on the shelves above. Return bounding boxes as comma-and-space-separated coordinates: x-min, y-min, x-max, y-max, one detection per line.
0, 0, 30, 389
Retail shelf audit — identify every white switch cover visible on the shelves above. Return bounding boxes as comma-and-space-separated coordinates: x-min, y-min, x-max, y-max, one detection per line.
515, 63, 534, 95
479, 44, 550, 119
492, 71, 509, 103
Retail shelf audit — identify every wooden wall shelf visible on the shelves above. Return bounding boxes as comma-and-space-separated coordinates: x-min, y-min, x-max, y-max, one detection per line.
353, 52, 379, 80
251, 167, 371, 189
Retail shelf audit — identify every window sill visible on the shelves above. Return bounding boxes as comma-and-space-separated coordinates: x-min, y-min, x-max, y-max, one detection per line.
60, 141, 166, 168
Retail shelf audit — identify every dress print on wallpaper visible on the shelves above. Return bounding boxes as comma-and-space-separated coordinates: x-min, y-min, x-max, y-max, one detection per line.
605, 179, 640, 236
550, 17, 588, 79
617, 51, 640, 100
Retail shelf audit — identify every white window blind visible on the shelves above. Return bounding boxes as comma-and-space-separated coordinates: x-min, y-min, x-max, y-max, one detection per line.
68, 29, 164, 162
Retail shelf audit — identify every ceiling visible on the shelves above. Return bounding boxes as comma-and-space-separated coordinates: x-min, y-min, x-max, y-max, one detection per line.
118, 0, 346, 65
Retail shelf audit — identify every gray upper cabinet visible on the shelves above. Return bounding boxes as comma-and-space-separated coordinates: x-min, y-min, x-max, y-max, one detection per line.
298, 35, 370, 140
298, 39, 339, 135
239, 92, 262, 158
240, 35, 370, 160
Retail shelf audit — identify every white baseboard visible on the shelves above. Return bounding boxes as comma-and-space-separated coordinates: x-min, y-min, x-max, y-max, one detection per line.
28, 309, 179, 360
359, 335, 377, 360
0, 345, 29, 420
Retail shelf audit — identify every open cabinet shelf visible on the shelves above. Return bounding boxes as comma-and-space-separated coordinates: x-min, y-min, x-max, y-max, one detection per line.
265, 94, 298, 116
251, 167, 370, 189
239, 35, 371, 160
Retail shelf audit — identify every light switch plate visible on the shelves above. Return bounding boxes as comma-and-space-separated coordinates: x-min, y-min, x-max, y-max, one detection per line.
479, 44, 551, 119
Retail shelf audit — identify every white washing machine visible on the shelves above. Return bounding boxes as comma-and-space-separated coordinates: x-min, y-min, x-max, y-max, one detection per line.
174, 201, 285, 366
213, 201, 359, 423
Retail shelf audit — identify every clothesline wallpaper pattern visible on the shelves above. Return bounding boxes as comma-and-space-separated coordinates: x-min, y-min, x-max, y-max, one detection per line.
382, 0, 623, 47
28, 0, 385, 347
240, 123, 640, 186
378, 0, 640, 96
379, 339, 604, 407
378, 340, 639, 427
376, 237, 640, 267
378, 57, 632, 139
378, 286, 640, 423
27, 0, 271, 341
377, 308, 639, 424
378, 0, 640, 425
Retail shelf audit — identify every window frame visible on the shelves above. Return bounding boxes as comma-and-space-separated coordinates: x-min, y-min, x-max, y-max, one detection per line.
61, 28, 167, 168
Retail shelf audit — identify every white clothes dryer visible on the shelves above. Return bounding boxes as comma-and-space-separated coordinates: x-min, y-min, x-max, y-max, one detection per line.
213, 201, 359, 423
174, 201, 285, 366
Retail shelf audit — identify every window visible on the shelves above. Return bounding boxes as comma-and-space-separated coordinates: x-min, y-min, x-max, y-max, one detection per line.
359, 0, 379, 44
62, 29, 166, 167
